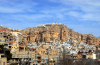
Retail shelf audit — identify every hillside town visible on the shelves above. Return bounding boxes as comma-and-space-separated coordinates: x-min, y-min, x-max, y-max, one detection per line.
0, 23, 100, 65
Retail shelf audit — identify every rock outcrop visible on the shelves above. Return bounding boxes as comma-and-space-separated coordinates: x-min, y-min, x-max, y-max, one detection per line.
0, 26, 21, 32
21, 23, 100, 46
97, 37, 100, 41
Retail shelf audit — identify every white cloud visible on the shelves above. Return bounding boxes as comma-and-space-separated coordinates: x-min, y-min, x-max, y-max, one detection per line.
67, 11, 81, 17
0, 0, 100, 36
49, 0, 100, 21
0, 0, 38, 13
0, 7, 24, 13
0, 14, 54, 22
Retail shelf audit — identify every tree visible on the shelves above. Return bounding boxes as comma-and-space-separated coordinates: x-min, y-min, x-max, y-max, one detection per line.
78, 51, 83, 54
58, 46, 74, 65
58, 45, 100, 65
0, 45, 12, 61
89, 50, 91, 53
0, 45, 4, 53
5, 50, 12, 61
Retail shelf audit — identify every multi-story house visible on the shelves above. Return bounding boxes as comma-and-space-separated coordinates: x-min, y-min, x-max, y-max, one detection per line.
8, 42, 19, 53
0, 37, 6, 45
0, 54, 7, 65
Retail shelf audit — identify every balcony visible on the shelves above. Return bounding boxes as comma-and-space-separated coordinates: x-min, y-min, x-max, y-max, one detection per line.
9, 43, 13, 45
4, 44, 8, 46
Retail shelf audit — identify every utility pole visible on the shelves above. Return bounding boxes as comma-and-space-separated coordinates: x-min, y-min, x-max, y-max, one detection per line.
63, 46, 66, 65
48, 49, 49, 65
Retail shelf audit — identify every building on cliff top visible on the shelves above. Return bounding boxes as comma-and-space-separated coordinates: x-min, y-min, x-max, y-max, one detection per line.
37, 23, 62, 27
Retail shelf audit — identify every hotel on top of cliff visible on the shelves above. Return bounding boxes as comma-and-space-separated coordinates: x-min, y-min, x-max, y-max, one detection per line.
37, 22, 62, 27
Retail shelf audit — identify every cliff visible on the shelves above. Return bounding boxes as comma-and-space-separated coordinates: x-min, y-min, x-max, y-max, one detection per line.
97, 37, 100, 41
0, 26, 21, 32
21, 23, 100, 46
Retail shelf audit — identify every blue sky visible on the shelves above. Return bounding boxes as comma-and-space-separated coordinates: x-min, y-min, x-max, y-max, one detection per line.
0, 0, 100, 37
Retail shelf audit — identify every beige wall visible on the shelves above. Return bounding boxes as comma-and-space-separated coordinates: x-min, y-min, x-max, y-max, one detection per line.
0, 37, 6, 45
0, 54, 7, 65
12, 51, 35, 59
86, 55, 93, 59
9, 42, 19, 53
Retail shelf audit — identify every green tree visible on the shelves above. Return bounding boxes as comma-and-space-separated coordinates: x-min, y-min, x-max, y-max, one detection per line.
0, 45, 12, 60
0, 45, 4, 53
78, 51, 83, 54
89, 50, 91, 53
5, 50, 12, 60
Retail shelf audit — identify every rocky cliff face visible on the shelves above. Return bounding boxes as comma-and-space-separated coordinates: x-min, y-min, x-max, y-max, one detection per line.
97, 37, 100, 41
0, 26, 21, 32
21, 23, 100, 46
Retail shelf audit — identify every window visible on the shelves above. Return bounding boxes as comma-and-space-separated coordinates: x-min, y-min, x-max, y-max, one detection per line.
9, 46, 11, 48
3, 62, 5, 65
4, 44, 8, 46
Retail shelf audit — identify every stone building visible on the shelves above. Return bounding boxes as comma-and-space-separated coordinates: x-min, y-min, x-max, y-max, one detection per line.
0, 54, 7, 65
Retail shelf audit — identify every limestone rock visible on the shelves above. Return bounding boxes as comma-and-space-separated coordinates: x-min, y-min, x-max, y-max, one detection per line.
21, 23, 100, 46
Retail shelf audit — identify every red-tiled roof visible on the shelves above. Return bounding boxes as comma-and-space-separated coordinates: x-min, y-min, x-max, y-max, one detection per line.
82, 53, 86, 55
87, 53, 91, 55
9, 42, 14, 43
0, 30, 6, 32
